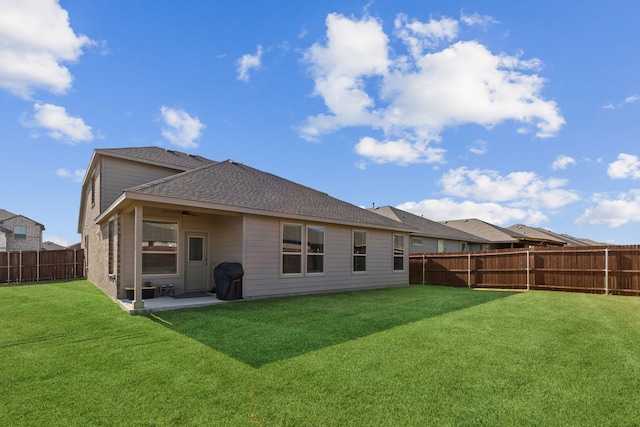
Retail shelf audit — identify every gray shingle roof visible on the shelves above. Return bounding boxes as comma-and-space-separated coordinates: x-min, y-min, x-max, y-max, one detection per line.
0, 209, 16, 221
369, 206, 488, 243
440, 218, 528, 243
508, 224, 602, 246
125, 160, 414, 230
95, 146, 215, 170
0, 208, 44, 228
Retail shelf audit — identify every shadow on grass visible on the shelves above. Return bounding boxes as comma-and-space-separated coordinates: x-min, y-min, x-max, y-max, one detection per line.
148, 285, 516, 367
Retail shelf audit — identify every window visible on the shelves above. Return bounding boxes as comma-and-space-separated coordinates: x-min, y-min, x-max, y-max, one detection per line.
188, 236, 204, 261
14, 226, 26, 240
353, 230, 367, 272
306, 226, 325, 274
438, 239, 445, 253
411, 236, 423, 247
90, 175, 95, 206
282, 224, 302, 274
142, 220, 178, 275
108, 221, 114, 275
394, 234, 405, 271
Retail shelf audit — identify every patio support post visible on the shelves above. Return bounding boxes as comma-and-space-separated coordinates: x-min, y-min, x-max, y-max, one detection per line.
133, 204, 144, 309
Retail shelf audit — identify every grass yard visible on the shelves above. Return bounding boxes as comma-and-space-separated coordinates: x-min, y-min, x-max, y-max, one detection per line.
1, 281, 640, 426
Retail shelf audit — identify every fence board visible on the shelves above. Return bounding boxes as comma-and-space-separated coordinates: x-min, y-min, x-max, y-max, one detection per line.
0, 249, 84, 284
410, 245, 640, 296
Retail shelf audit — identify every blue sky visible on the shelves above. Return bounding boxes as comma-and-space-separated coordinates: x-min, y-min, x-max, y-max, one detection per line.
2, 0, 640, 246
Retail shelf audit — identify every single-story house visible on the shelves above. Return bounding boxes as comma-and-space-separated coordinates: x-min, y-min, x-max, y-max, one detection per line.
507, 224, 602, 246
0, 208, 45, 252
368, 206, 489, 252
78, 147, 414, 310
440, 218, 565, 249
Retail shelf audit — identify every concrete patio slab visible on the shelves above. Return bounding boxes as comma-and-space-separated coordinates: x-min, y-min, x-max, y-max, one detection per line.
117, 294, 228, 314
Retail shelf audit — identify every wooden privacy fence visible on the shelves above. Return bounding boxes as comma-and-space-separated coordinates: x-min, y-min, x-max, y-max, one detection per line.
0, 249, 85, 284
410, 245, 640, 296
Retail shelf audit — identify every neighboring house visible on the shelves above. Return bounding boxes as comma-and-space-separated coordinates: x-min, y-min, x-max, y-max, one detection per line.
78, 147, 414, 308
369, 206, 489, 252
0, 209, 44, 252
42, 241, 66, 251
507, 224, 602, 247
440, 218, 565, 249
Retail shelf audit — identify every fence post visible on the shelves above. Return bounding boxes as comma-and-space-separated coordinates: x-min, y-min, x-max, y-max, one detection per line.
604, 248, 609, 295
19, 251, 22, 283
37, 250, 40, 282
526, 250, 530, 291
422, 253, 425, 285
467, 252, 471, 288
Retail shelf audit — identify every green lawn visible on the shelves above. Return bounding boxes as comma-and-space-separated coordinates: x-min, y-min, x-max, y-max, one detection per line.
2, 281, 640, 426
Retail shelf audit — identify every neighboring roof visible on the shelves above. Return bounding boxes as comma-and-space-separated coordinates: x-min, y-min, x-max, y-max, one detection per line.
368, 206, 488, 243
439, 218, 529, 244
106, 160, 415, 231
94, 146, 215, 171
42, 241, 66, 251
509, 224, 602, 246
0, 208, 45, 229
507, 224, 567, 246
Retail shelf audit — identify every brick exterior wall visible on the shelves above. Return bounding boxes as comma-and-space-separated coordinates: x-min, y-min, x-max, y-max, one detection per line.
2, 216, 43, 252
82, 162, 118, 299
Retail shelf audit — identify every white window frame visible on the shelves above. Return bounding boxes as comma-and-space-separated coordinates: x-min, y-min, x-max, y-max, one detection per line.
411, 236, 423, 247
352, 229, 367, 273
393, 234, 405, 272
281, 223, 303, 276
306, 225, 325, 275
281, 223, 326, 276
142, 219, 179, 276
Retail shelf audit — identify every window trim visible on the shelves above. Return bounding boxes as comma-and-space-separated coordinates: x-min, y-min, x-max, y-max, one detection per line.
281, 223, 303, 276
142, 219, 179, 277
306, 224, 325, 275
393, 234, 405, 272
352, 229, 367, 274
14, 225, 27, 240
280, 222, 326, 277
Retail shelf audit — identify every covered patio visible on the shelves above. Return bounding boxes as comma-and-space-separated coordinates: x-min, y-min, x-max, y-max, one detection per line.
117, 293, 228, 315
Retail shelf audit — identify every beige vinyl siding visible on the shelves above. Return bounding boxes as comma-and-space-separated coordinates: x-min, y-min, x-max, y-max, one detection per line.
101, 157, 182, 209
212, 215, 243, 266
242, 215, 408, 298
410, 237, 466, 253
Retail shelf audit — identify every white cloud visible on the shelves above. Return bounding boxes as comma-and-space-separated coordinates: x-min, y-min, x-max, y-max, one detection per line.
56, 168, 85, 182
300, 13, 565, 165
460, 12, 499, 29
397, 198, 546, 225
354, 136, 445, 165
0, 0, 93, 98
552, 155, 576, 170
439, 167, 579, 209
469, 139, 487, 155
25, 102, 93, 143
394, 14, 459, 57
236, 44, 263, 83
603, 94, 640, 110
608, 153, 640, 179
575, 190, 640, 227
159, 106, 205, 149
